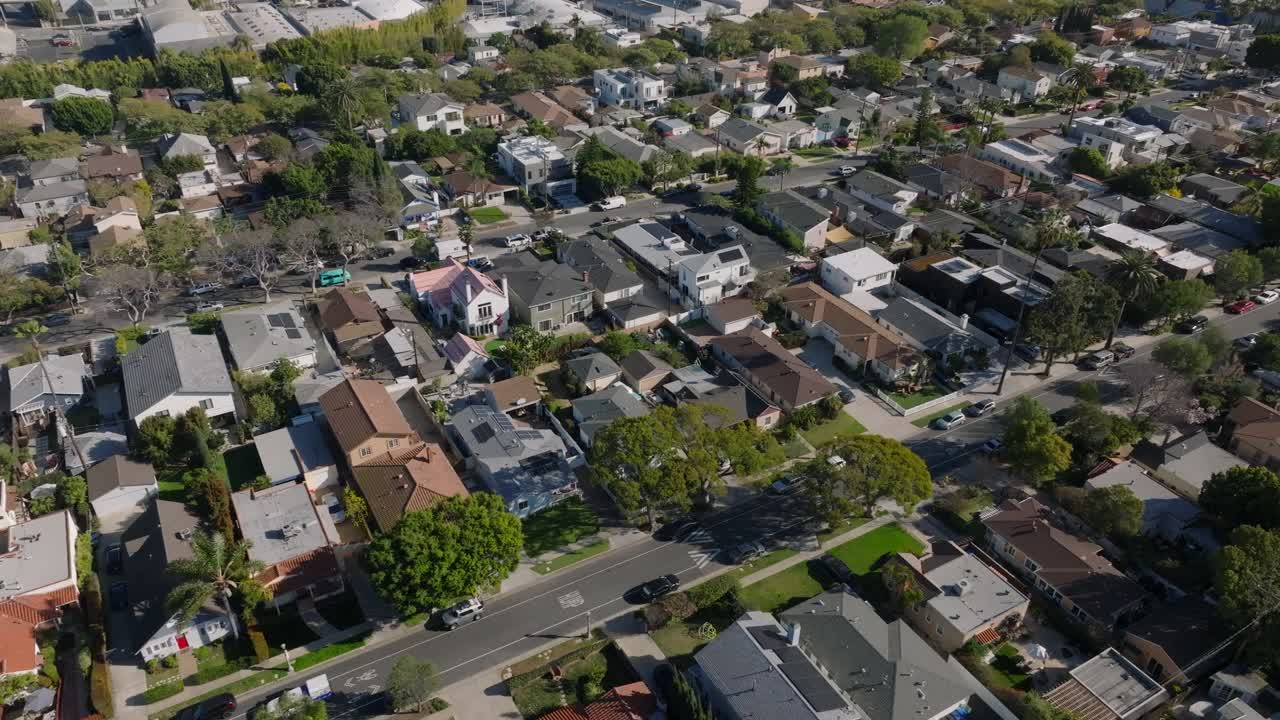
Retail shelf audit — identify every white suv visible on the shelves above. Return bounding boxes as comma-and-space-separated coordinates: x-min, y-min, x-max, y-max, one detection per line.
441, 598, 484, 630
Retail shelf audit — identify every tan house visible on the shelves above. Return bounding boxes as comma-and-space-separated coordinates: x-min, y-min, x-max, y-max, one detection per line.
619, 350, 671, 394
777, 283, 920, 384
350, 443, 468, 532
464, 102, 507, 128
1221, 397, 1280, 471
319, 287, 383, 356
983, 497, 1146, 630
319, 378, 421, 469
0, 98, 45, 133
772, 54, 824, 80
510, 91, 579, 130
886, 540, 1029, 652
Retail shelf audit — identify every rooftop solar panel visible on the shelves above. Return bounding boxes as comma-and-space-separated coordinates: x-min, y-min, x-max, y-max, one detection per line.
285, 329, 303, 339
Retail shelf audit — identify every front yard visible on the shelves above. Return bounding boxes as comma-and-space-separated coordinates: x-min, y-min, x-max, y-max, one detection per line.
887, 383, 952, 410
800, 413, 866, 447
467, 207, 509, 224
507, 636, 636, 719
522, 497, 600, 557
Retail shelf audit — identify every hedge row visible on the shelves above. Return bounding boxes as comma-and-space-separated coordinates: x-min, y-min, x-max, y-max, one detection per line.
90, 660, 115, 719
192, 660, 247, 685
506, 639, 611, 690
142, 681, 183, 705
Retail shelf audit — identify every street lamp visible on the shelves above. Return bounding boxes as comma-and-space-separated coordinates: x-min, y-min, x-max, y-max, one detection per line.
282, 644, 294, 673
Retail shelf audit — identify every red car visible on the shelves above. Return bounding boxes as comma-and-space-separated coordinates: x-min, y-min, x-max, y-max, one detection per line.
833, 136, 851, 148
51, 35, 74, 47
1226, 299, 1258, 314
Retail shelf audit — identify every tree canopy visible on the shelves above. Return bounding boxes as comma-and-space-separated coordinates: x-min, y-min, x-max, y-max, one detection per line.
803, 435, 931, 522
1080, 485, 1143, 538
1000, 396, 1072, 486
1201, 466, 1280, 531
50, 96, 113, 136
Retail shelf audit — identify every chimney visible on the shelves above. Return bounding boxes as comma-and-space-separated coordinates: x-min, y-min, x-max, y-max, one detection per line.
582, 269, 590, 284
501, 276, 509, 297
959, 313, 969, 330
465, 281, 473, 303
785, 622, 801, 647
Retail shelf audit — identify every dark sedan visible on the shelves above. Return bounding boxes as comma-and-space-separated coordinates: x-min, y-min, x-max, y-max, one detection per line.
175, 694, 237, 720
634, 574, 681, 602
814, 553, 854, 585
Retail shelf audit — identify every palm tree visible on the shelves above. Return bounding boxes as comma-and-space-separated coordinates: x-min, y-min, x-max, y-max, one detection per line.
15, 320, 86, 472
1061, 66, 1095, 136
458, 220, 475, 264
770, 157, 795, 191
165, 530, 263, 639
326, 77, 362, 130
1105, 251, 1162, 348
753, 135, 771, 158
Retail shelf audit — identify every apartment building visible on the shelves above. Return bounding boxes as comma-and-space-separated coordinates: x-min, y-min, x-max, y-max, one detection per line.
593, 67, 667, 110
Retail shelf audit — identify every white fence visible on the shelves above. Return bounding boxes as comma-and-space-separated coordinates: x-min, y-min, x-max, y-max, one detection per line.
869, 384, 966, 418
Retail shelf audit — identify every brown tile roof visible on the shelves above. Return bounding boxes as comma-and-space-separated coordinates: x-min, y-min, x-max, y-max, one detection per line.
85, 455, 156, 502
486, 375, 542, 412
90, 225, 142, 255
442, 170, 512, 197
464, 102, 505, 119
257, 545, 341, 597
351, 443, 468, 532
938, 154, 1023, 195
0, 98, 44, 132
709, 328, 836, 409
777, 283, 918, 370
85, 150, 143, 180
983, 498, 1145, 621
1228, 397, 1280, 457
705, 297, 758, 326
0, 616, 39, 675
320, 287, 381, 330
510, 91, 577, 128
540, 682, 656, 720
319, 378, 416, 454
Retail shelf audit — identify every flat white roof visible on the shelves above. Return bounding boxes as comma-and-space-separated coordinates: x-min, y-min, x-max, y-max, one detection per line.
986, 138, 1053, 163
1095, 223, 1171, 254
1161, 249, 1214, 271
925, 553, 1027, 634
822, 246, 897, 280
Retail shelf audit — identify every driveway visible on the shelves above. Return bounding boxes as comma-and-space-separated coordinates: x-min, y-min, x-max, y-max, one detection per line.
792, 339, 918, 439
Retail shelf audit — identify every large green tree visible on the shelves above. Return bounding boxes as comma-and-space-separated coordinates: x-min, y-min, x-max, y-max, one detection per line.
846, 52, 903, 87
803, 435, 931, 522
50, 96, 114, 136
1216, 525, 1280, 627
873, 16, 929, 60
1105, 252, 1162, 347
387, 657, 440, 713
1059, 403, 1142, 467
1201, 466, 1280, 530
363, 494, 523, 616
1067, 147, 1108, 177
165, 530, 267, 639
1000, 396, 1072, 486
1247, 332, 1280, 371
591, 406, 698, 529
1214, 250, 1264, 302
1081, 485, 1143, 538
733, 155, 765, 210
1145, 278, 1212, 326
1030, 31, 1076, 66
1153, 336, 1213, 378
1247, 34, 1280, 72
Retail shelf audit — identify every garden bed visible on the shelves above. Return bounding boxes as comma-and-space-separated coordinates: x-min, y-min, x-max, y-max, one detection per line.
988, 644, 1032, 690
509, 642, 635, 719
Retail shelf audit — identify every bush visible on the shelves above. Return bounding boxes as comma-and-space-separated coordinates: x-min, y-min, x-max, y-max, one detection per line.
90, 660, 114, 718
142, 681, 183, 704
145, 658, 159, 674
658, 592, 697, 621
162, 655, 178, 669
688, 574, 739, 609
248, 627, 270, 663
777, 331, 808, 349
643, 603, 671, 629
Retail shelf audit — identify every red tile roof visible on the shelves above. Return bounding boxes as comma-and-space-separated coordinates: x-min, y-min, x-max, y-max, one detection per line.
540, 682, 656, 720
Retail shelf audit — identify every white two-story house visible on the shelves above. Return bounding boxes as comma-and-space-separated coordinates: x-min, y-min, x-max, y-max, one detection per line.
677, 245, 755, 308
395, 92, 466, 136
409, 257, 510, 337
496, 136, 577, 198
593, 68, 667, 110
122, 327, 237, 425
820, 247, 898, 296
997, 65, 1051, 102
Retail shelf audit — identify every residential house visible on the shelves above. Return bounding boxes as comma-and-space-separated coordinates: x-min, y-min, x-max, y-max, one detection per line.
232, 483, 342, 606
997, 65, 1051, 101
540, 682, 655, 720
557, 238, 645, 307
938, 154, 1023, 198
396, 92, 466, 136
551, 85, 597, 117
1071, 116, 1164, 162
0, 511, 80, 675
319, 287, 384, 356
390, 160, 443, 229
661, 363, 781, 429
757, 88, 797, 118
1123, 596, 1230, 683
84, 149, 144, 183
463, 102, 507, 129
778, 283, 920, 384
593, 68, 667, 110
441, 170, 515, 207
467, 44, 499, 63
1221, 397, 1280, 471
85, 455, 157, 526
16, 179, 88, 219
846, 170, 920, 214
350, 443, 466, 533
483, 375, 542, 417
1210, 667, 1269, 706
127, 498, 234, 662
1043, 649, 1168, 720
409, 258, 510, 338
156, 132, 217, 170
318, 378, 420, 469
574, 126, 659, 165
447, 405, 579, 518
709, 328, 836, 412
1085, 460, 1210, 547
27, 157, 80, 187
7, 353, 89, 430
1181, 173, 1248, 207
254, 421, 339, 492
820, 247, 897, 297
122, 328, 236, 424
677, 244, 755, 308
0, 98, 45, 133
1132, 430, 1246, 500
905, 163, 970, 206
703, 297, 759, 336
221, 304, 317, 373
571, 383, 649, 447
0, 218, 35, 250
886, 540, 1029, 652
759, 190, 829, 250
716, 116, 783, 156
983, 497, 1147, 628
564, 351, 623, 393
771, 54, 825, 80
619, 350, 671, 394
694, 103, 731, 129
489, 253, 593, 333
496, 135, 576, 199
442, 333, 490, 380
509, 91, 579, 130
795, 184, 917, 245
696, 590, 978, 720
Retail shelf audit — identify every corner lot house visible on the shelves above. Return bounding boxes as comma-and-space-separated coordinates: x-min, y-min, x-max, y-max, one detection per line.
350, 443, 467, 533
0, 511, 80, 676
983, 498, 1146, 629
221, 304, 318, 373
86, 455, 157, 527
778, 283, 921, 384
122, 328, 236, 425
410, 258, 510, 338
8, 353, 89, 429
232, 483, 342, 606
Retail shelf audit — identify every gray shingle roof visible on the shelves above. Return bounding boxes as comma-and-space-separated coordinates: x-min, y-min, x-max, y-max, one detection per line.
717, 116, 774, 144
16, 179, 86, 203
122, 328, 232, 418
489, 255, 594, 307
28, 157, 80, 180
558, 238, 644, 294
398, 92, 462, 119
565, 352, 622, 384
761, 190, 828, 231
7, 353, 87, 412
571, 384, 649, 437
254, 422, 337, 485
221, 304, 316, 372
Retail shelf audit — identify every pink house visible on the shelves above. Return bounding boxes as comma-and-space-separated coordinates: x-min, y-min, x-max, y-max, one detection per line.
409, 258, 510, 338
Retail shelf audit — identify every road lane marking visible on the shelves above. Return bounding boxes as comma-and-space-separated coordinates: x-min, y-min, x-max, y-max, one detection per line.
688, 549, 717, 569
556, 591, 584, 609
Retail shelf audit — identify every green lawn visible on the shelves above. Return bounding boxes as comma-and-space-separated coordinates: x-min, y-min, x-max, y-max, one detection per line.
794, 147, 837, 158
223, 444, 264, 491
827, 524, 924, 573
800, 413, 866, 447
782, 436, 810, 459
533, 539, 608, 574
989, 644, 1032, 690
523, 497, 600, 557
737, 561, 825, 613
888, 383, 952, 409
816, 516, 869, 543
467, 207, 508, 224
156, 468, 186, 503
485, 339, 507, 353
911, 402, 972, 428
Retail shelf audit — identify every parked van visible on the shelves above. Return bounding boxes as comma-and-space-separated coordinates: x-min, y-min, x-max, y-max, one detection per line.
1080, 350, 1115, 370
594, 196, 626, 211
318, 268, 350, 286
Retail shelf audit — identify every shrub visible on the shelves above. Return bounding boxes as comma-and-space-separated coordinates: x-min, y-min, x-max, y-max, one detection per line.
145, 659, 159, 674
688, 574, 739, 609
643, 603, 671, 629
658, 592, 697, 621
777, 331, 808, 349
142, 681, 183, 704
161, 655, 178, 669
193, 661, 243, 685
90, 660, 114, 718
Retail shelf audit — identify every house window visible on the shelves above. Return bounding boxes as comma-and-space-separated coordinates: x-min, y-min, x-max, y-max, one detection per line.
697, 274, 710, 282
360, 447, 373, 457
388, 439, 399, 448
517, 499, 529, 511
478, 303, 493, 319
200, 399, 214, 410
538, 319, 553, 331
535, 303, 552, 312
1002, 542, 1014, 556
156, 410, 171, 418
1024, 558, 1039, 572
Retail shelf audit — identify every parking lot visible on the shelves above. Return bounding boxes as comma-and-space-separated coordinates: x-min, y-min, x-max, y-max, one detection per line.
12, 22, 148, 63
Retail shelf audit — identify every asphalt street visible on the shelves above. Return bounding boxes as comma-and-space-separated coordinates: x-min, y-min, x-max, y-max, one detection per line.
225, 491, 813, 720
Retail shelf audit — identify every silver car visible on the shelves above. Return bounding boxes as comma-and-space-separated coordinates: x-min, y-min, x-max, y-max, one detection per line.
441, 598, 484, 630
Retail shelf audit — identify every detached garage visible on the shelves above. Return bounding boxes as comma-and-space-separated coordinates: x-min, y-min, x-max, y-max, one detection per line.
87, 455, 158, 527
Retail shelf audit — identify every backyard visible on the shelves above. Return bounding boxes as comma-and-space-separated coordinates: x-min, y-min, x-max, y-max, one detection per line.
522, 497, 600, 557
223, 444, 265, 491
467, 207, 508, 224
800, 413, 866, 447
988, 643, 1033, 690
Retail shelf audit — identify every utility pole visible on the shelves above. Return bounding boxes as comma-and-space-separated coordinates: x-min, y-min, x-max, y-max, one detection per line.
995, 245, 1048, 395
585, 609, 592, 639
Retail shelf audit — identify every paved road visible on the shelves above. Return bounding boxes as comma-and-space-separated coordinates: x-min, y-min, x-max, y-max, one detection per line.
224, 491, 813, 720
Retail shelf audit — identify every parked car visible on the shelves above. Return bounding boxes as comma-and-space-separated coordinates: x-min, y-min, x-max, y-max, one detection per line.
1013, 344, 1042, 361
635, 575, 681, 602
980, 438, 1003, 454
1236, 332, 1261, 350
1111, 342, 1136, 360
109, 581, 128, 611
318, 269, 350, 287
466, 257, 494, 271
400, 256, 428, 271
838, 388, 856, 403
593, 196, 626, 211
1227, 299, 1258, 315
726, 540, 767, 564
963, 399, 996, 417
371, 244, 396, 258
288, 260, 324, 275
1080, 350, 1115, 370
440, 598, 484, 629
839, 166, 856, 176
106, 544, 123, 574
187, 282, 223, 296
501, 234, 532, 248
1255, 290, 1280, 305
175, 694, 237, 720
655, 518, 699, 542
192, 302, 224, 313
1176, 315, 1209, 333
770, 475, 805, 495
814, 553, 854, 585
43, 313, 72, 327
51, 34, 75, 46
930, 411, 966, 430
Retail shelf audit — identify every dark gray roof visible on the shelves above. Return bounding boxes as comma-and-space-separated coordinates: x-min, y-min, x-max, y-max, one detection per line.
878, 297, 968, 349
905, 163, 967, 199
564, 351, 622, 383
1182, 173, 1247, 204
919, 208, 979, 237
962, 233, 1066, 285
122, 328, 233, 419
847, 169, 915, 198
1151, 222, 1244, 259
558, 238, 644, 294
28, 157, 80, 180
571, 384, 649, 437
7, 353, 87, 411
717, 116, 774, 144
397, 92, 462, 119
679, 206, 791, 273
607, 291, 667, 324
1146, 194, 1261, 244
254, 422, 337, 484
16, 179, 86, 203
619, 349, 671, 384
221, 304, 316, 371
761, 190, 828, 231
489, 254, 593, 307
